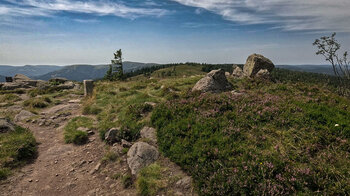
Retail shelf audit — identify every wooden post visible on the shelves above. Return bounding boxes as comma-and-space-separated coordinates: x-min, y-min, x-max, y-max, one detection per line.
83, 80, 94, 97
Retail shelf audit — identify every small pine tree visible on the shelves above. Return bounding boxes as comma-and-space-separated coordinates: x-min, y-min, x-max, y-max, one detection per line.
104, 49, 125, 81
104, 64, 113, 81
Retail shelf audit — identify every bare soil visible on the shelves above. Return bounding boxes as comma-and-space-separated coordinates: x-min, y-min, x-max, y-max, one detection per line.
0, 96, 137, 196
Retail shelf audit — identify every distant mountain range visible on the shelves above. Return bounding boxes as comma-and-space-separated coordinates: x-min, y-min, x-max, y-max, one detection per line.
276, 65, 334, 75
0, 65, 62, 77
0, 62, 158, 81
0, 63, 335, 82
0, 75, 5, 82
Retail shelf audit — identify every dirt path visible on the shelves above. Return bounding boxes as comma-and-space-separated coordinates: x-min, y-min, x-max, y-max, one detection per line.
0, 98, 136, 196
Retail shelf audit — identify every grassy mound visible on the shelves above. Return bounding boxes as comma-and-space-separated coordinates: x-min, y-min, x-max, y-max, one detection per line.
0, 126, 37, 180
23, 96, 52, 109
84, 65, 203, 144
151, 79, 350, 195
64, 116, 93, 145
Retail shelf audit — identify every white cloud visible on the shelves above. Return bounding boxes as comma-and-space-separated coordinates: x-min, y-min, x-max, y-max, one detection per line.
0, 0, 168, 19
173, 0, 350, 32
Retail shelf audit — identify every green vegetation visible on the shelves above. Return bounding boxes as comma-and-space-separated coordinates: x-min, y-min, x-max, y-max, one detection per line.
101, 150, 118, 163
0, 94, 21, 106
136, 163, 167, 196
151, 76, 350, 195
23, 96, 52, 109
122, 173, 133, 188
104, 49, 125, 81
313, 33, 350, 96
64, 116, 93, 145
85, 65, 204, 144
86, 64, 350, 195
0, 126, 37, 180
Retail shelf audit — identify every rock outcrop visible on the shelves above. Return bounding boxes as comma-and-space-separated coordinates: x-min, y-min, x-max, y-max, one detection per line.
255, 69, 271, 79
192, 69, 233, 93
232, 66, 245, 78
140, 127, 157, 144
14, 110, 35, 122
127, 142, 159, 175
0, 118, 15, 133
1, 74, 46, 90
13, 74, 31, 82
243, 54, 274, 77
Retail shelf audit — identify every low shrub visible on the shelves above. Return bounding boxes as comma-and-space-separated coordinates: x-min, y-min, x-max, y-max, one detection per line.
102, 151, 118, 163
82, 104, 102, 115
0, 94, 21, 102
23, 97, 52, 109
151, 87, 350, 195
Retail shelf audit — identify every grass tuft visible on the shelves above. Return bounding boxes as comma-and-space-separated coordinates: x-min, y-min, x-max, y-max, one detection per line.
0, 126, 37, 180
136, 163, 166, 196
64, 116, 93, 145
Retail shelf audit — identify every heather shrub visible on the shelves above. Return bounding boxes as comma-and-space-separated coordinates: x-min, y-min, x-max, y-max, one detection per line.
151, 85, 350, 195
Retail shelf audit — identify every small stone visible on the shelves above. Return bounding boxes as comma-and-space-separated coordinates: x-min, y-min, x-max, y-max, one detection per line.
121, 139, 132, 148
55, 174, 59, 177
28, 179, 33, 182
35, 180, 39, 182
89, 162, 102, 175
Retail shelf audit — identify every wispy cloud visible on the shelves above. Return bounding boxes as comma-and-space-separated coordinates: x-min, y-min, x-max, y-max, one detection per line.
0, 0, 169, 19
73, 18, 99, 23
173, 0, 350, 32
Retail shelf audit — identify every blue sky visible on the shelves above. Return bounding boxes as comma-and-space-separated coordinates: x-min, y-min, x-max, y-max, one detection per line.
0, 0, 349, 65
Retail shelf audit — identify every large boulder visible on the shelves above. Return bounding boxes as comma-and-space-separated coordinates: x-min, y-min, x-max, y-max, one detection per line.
127, 142, 159, 175
243, 54, 274, 77
14, 110, 35, 122
0, 118, 15, 133
192, 69, 233, 93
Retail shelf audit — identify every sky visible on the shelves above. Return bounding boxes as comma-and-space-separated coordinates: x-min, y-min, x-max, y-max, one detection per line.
0, 0, 349, 66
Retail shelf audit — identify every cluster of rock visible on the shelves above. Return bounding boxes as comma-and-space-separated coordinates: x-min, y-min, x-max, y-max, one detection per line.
0, 74, 77, 91
0, 74, 45, 90
104, 126, 159, 176
192, 53, 275, 93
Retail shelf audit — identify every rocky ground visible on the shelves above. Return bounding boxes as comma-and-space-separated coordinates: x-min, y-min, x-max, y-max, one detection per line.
0, 87, 195, 196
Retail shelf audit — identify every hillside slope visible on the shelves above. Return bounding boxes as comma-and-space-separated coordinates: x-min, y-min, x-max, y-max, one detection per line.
276, 65, 334, 75
0, 65, 62, 77
36, 62, 157, 81
85, 65, 350, 195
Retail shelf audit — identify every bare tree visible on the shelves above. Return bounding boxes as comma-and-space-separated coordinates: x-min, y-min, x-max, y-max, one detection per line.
313, 33, 350, 94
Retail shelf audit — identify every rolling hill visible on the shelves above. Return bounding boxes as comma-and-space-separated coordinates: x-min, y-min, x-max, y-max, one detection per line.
35, 62, 158, 81
0, 65, 62, 77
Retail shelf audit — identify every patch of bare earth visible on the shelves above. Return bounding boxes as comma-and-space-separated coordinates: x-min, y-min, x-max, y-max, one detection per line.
0, 96, 137, 196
